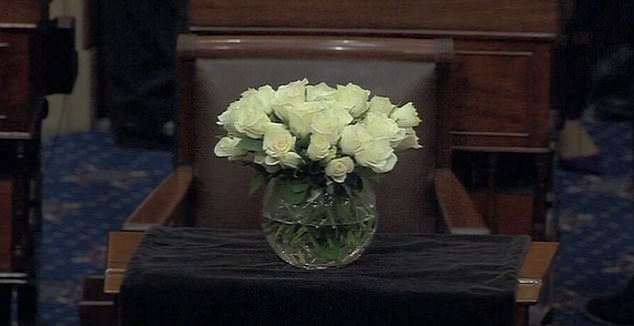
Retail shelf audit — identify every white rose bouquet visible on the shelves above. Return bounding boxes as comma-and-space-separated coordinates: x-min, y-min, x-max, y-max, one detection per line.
214, 79, 423, 203
214, 79, 424, 268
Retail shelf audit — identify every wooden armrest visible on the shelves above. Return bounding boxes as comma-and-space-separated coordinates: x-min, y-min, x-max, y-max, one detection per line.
434, 168, 489, 234
104, 231, 145, 293
122, 165, 193, 231
516, 241, 559, 304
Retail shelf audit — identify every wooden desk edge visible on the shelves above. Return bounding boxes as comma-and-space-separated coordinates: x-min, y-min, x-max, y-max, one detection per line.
104, 231, 559, 304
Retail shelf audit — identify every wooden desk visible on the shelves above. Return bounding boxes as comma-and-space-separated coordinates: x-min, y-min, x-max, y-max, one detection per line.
103, 231, 558, 324
1, 1, 47, 324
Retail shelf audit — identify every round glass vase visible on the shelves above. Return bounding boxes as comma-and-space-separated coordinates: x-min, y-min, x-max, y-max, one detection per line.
261, 176, 378, 270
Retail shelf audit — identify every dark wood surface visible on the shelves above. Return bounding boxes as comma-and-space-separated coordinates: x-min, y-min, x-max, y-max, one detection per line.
188, 0, 560, 35
434, 168, 488, 233
78, 276, 117, 326
0, 2, 46, 324
448, 39, 553, 149
0, 1, 44, 25
0, 30, 34, 133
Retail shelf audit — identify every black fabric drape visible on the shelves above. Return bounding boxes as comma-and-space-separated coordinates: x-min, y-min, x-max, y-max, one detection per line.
120, 227, 530, 326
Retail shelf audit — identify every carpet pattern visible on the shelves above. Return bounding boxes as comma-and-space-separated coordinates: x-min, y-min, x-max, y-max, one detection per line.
40, 129, 172, 325
549, 120, 633, 325
35, 120, 632, 325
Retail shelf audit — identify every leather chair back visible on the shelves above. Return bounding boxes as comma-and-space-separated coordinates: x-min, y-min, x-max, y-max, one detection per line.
177, 35, 452, 233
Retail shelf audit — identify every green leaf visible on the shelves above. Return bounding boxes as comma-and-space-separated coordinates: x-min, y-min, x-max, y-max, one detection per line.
249, 173, 266, 195
276, 177, 311, 205
237, 138, 263, 152
296, 136, 310, 150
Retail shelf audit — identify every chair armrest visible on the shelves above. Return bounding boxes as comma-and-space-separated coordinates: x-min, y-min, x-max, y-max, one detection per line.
516, 241, 559, 304
122, 165, 193, 231
434, 168, 490, 234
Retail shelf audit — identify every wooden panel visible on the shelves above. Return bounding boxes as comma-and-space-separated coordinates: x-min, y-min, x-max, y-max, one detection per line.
0, 0, 42, 25
472, 193, 534, 235
450, 52, 531, 133
189, 0, 560, 34
0, 179, 12, 270
448, 40, 552, 149
0, 41, 8, 106
0, 31, 32, 132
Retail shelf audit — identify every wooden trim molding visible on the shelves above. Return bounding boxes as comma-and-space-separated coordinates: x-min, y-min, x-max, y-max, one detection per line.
190, 27, 559, 42
187, 0, 560, 36
178, 34, 454, 62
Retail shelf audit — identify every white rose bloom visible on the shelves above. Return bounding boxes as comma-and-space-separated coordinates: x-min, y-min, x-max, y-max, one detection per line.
262, 151, 303, 170
272, 79, 308, 121
216, 101, 240, 135
390, 102, 421, 128
306, 82, 336, 101
276, 79, 308, 100
393, 128, 423, 152
286, 101, 325, 139
325, 156, 355, 183
239, 85, 276, 114
218, 103, 272, 139
263, 129, 296, 158
213, 136, 248, 159
306, 134, 334, 161
234, 107, 273, 139
355, 140, 398, 173
278, 152, 304, 169
368, 96, 395, 115
254, 151, 280, 173
339, 124, 373, 156
335, 83, 370, 118
311, 107, 352, 144
264, 122, 288, 134
363, 112, 401, 142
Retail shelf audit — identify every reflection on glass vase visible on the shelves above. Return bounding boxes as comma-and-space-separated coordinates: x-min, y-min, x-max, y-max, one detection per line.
262, 176, 377, 270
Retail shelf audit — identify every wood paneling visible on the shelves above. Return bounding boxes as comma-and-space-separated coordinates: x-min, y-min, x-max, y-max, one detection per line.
448, 40, 552, 149
189, 0, 560, 34
0, 42, 8, 106
0, 31, 32, 132
0, 0, 43, 25
472, 193, 534, 235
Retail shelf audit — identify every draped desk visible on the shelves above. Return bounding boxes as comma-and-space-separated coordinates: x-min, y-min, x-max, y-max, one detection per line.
104, 228, 558, 325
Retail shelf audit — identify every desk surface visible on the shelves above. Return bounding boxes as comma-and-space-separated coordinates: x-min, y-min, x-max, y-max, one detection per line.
105, 230, 558, 305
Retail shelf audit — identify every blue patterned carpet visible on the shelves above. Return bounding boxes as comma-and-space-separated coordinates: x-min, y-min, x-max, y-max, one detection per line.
36, 121, 632, 325
40, 129, 172, 325
550, 121, 633, 325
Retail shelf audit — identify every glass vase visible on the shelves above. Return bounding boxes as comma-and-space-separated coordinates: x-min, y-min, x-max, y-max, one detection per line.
262, 176, 377, 270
